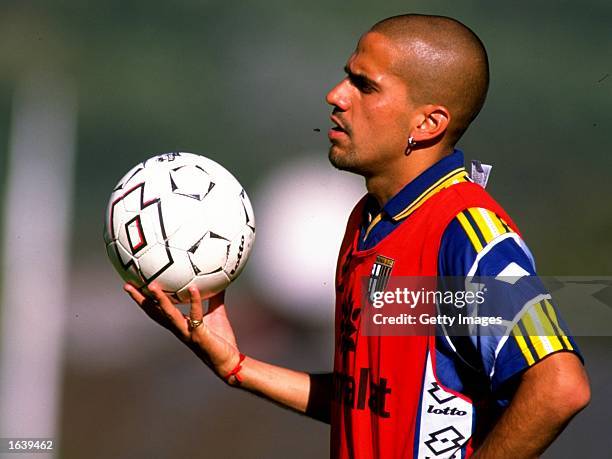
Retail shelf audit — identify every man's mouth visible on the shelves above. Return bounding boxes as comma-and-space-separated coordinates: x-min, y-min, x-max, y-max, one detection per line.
330, 115, 347, 131
328, 126, 348, 140
329, 116, 349, 140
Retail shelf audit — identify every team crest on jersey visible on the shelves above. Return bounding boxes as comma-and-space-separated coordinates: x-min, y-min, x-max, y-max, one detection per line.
368, 255, 395, 303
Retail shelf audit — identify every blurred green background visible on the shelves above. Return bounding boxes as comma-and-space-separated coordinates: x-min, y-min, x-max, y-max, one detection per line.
0, 0, 610, 458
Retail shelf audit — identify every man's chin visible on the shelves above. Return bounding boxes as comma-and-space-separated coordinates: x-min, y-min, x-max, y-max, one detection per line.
328, 147, 356, 172
327, 144, 358, 172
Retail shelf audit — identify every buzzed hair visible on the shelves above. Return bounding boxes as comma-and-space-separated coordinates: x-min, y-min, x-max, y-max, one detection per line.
371, 14, 489, 145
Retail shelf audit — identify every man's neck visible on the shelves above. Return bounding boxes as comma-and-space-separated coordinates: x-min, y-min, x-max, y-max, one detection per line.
365, 146, 454, 208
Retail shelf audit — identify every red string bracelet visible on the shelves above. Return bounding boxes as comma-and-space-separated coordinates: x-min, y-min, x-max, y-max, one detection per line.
224, 353, 246, 384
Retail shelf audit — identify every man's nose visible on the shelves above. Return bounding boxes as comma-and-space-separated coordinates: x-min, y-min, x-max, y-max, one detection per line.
326, 79, 350, 111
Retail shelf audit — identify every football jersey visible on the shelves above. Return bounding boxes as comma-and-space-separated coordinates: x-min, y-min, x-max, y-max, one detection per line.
360, 150, 580, 402
333, 150, 581, 458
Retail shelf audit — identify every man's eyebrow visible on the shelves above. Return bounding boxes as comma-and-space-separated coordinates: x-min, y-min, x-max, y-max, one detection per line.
343, 65, 379, 89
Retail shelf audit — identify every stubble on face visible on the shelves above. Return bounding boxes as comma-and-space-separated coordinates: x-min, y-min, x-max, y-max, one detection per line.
327, 127, 361, 173
326, 32, 410, 177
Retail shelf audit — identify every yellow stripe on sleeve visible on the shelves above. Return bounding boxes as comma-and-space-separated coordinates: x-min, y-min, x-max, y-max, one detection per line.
453, 207, 515, 255
543, 299, 573, 350
456, 211, 484, 252
512, 327, 536, 365
455, 207, 516, 256
534, 302, 564, 350
520, 311, 549, 359
468, 208, 496, 243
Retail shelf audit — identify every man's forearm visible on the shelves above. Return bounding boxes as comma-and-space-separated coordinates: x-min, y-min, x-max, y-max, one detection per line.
472, 352, 590, 458
471, 380, 569, 458
230, 356, 332, 424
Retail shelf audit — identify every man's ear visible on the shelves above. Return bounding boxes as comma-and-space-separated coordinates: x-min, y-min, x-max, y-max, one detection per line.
411, 105, 451, 142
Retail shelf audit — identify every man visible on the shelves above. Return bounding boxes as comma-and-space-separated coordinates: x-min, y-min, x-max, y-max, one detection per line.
125, 14, 590, 459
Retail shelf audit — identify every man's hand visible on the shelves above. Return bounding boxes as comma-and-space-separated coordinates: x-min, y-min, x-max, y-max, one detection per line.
124, 282, 332, 421
124, 282, 242, 381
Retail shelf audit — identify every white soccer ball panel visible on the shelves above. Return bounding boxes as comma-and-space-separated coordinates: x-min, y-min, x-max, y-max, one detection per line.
200, 187, 245, 239
140, 166, 174, 206
186, 155, 240, 188
137, 243, 191, 289
160, 194, 209, 247
118, 182, 147, 213
225, 227, 255, 281
168, 164, 213, 201
187, 231, 230, 275
178, 271, 230, 302
148, 247, 197, 293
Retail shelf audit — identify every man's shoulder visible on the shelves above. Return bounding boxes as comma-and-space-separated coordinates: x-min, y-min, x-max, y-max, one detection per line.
439, 206, 535, 277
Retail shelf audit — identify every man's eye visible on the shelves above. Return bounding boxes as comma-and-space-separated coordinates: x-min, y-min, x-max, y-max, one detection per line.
349, 76, 374, 94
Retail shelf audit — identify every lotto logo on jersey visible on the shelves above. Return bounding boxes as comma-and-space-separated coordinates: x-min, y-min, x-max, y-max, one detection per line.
417, 355, 473, 458
423, 426, 465, 457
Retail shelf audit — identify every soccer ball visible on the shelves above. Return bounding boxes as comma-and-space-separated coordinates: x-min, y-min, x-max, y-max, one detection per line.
103, 152, 255, 303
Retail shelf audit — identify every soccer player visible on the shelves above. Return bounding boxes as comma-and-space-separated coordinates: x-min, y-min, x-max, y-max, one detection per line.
125, 14, 590, 459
